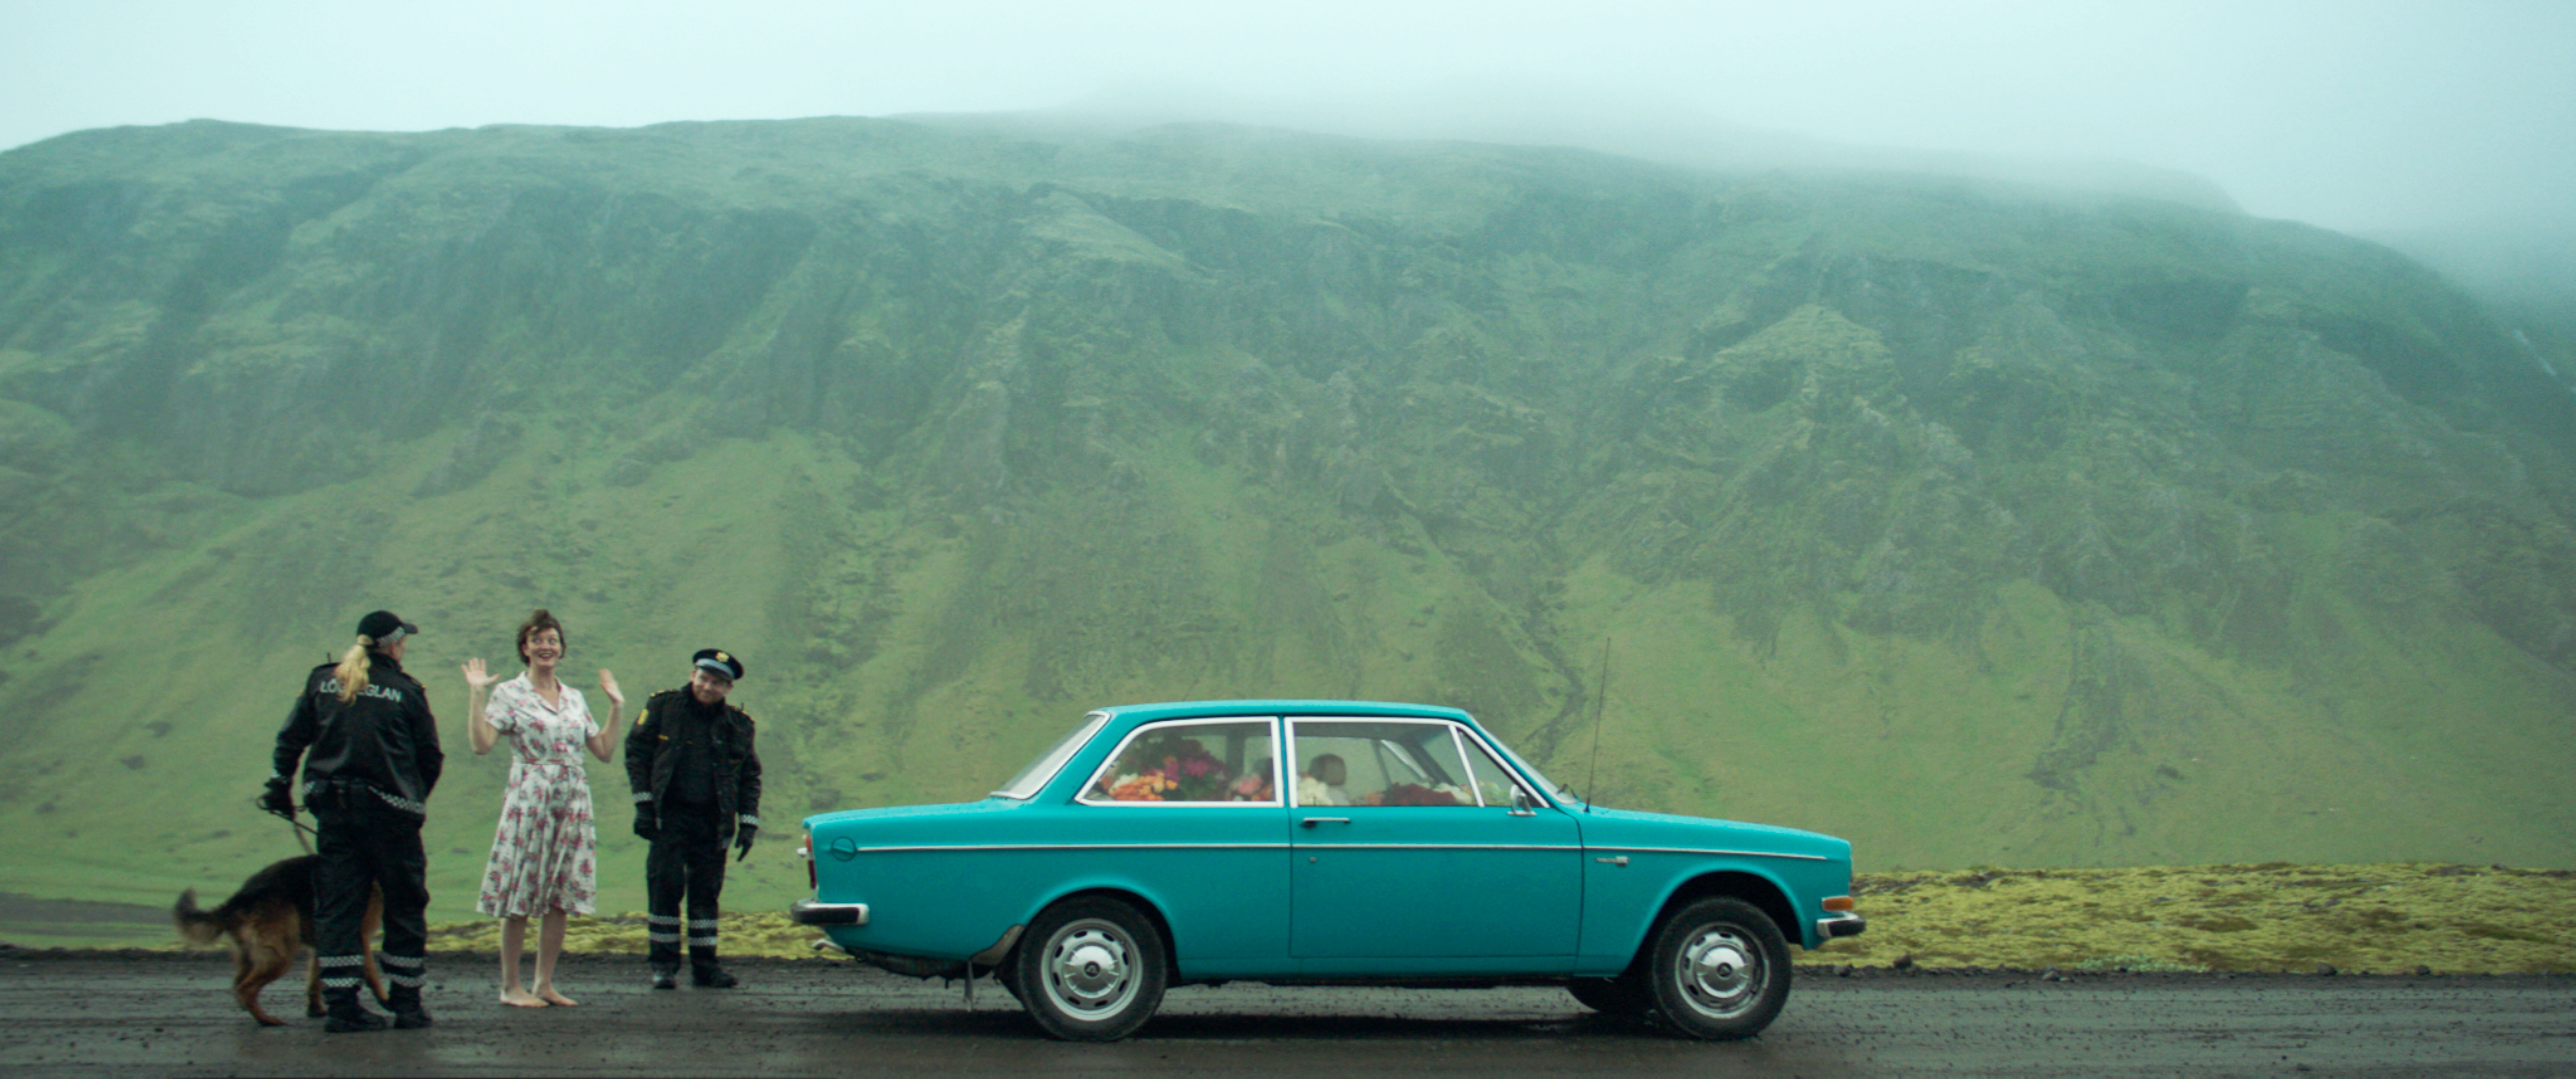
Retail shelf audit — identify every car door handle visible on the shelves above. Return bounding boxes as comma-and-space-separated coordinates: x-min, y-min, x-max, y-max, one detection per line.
1300, 817, 1351, 827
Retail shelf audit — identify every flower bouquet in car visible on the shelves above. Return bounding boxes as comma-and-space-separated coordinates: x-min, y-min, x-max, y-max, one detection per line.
1094, 734, 1235, 802
1370, 782, 1472, 806
1103, 772, 1176, 800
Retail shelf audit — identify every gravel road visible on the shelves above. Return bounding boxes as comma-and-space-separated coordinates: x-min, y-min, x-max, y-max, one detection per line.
2, 952, 2568, 1075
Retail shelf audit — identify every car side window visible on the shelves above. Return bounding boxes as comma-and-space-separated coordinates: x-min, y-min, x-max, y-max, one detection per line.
1082, 720, 1278, 804
1290, 720, 1478, 807
1455, 730, 1535, 808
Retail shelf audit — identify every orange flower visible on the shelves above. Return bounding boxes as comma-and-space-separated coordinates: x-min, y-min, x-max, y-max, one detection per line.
1107, 772, 1175, 801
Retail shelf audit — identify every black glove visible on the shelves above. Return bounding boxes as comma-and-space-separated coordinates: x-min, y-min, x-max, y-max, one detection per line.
633, 809, 658, 842
734, 823, 758, 862
259, 778, 295, 817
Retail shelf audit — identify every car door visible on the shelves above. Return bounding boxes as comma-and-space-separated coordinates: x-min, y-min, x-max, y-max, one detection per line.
1287, 718, 1583, 963
1073, 716, 1292, 972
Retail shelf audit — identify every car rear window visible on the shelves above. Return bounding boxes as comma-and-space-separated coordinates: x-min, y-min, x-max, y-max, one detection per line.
992, 711, 1109, 799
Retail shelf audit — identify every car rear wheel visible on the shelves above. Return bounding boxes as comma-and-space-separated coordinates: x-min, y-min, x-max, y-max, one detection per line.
1642, 897, 1791, 1040
1012, 896, 1167, 1041
1566, 974, 1651, 1017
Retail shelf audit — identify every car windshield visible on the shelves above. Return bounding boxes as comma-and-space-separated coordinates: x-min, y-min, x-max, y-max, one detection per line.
992, 712, 1108, 799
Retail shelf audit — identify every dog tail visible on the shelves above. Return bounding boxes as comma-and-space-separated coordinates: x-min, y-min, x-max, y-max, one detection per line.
172, 888, 225, 947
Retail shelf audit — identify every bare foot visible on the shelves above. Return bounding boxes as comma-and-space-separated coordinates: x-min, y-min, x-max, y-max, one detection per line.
499, 987, 549, 1008
536, 986, 579, 1007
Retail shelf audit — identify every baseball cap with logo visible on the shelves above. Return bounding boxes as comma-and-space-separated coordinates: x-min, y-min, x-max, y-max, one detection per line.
357, 610, 420, 644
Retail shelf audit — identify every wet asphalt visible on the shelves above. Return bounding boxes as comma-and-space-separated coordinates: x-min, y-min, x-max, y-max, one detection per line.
1, 952, 2569, 1076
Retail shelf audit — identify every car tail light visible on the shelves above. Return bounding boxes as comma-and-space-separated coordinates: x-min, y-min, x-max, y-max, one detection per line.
800, 828, 816, 890
1823, 895, 1855, 912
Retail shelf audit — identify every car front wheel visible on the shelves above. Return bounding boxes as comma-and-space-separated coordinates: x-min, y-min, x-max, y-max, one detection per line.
1642, 897, 1791, 1040
1012, 896, 1168, 1041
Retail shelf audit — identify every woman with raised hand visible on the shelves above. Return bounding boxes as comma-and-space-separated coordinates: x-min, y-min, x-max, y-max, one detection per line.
462, 609, 623, 1007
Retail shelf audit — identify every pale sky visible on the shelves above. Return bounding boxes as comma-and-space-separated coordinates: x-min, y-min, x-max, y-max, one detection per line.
5, 0, 2572, 235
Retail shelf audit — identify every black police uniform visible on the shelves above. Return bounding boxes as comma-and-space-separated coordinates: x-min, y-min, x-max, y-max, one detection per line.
268, 646, 443, 1028
625, 674, 760, 985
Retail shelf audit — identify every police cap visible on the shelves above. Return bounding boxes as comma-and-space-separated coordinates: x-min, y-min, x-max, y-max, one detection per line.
693, 648, 744, 682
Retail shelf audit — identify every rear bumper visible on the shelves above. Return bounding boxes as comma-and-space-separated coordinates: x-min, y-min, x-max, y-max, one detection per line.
790, 898, 870, 927
1816, 912, 1867, 940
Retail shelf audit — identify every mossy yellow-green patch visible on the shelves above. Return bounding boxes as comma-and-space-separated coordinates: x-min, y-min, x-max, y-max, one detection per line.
1811, 862, 2576, 974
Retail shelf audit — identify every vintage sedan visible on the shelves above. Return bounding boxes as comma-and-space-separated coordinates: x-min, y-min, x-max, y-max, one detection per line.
791, 700, 1864, 1040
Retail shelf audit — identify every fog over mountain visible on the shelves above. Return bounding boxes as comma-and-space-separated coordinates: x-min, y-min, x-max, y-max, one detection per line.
1050, 82, 2245, 214
6, 0, 2571, 236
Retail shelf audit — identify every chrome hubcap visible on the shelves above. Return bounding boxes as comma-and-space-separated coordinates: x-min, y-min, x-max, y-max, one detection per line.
1676, 927, 1762, 1019
1042, 921, 1136, 1017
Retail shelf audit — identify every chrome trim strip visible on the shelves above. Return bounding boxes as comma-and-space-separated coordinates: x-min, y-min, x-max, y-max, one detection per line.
859, 842, 1297, 853
1069, 800, 1285, 809
852, 841, 1593, 853
1296, 844, 1581, 851
1449, 726, 1485, 807
1586, 845, 1829, 862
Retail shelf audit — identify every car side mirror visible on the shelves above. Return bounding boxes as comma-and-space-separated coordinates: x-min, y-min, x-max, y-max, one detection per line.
1509, 787, 1536, 816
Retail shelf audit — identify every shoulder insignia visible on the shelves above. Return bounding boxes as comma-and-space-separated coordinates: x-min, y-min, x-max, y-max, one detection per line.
639, 687, 692, 725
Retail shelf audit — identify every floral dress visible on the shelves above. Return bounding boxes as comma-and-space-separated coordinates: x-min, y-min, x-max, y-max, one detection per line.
476, 673, 599, 918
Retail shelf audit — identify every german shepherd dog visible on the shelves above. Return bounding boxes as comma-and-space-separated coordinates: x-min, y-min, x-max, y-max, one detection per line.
174, 855, 386, 1026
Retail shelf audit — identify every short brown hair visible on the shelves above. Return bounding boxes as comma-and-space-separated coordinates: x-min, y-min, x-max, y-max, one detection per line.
516, 609, 566, 664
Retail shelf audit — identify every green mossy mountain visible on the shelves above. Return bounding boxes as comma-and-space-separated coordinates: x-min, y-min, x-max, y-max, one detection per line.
1, 116, 2571, 924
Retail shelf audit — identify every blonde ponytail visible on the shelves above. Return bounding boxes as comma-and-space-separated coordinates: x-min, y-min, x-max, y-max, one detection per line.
335, 637, 375, 703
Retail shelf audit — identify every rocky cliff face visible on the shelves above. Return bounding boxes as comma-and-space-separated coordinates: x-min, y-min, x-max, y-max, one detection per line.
0, 117, 2569, 915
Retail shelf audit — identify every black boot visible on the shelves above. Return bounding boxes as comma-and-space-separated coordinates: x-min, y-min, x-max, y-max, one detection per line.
650, 967, 678, 990
322, 988, 388, 1033
388, 987, 433, 1030
690, 943, 736, 987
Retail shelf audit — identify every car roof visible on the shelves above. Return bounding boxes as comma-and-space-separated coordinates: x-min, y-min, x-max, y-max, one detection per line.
1097, 700, 1476, 725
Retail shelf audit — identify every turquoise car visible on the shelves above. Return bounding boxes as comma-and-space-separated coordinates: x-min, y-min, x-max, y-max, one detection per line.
791, 701, 1865, 1040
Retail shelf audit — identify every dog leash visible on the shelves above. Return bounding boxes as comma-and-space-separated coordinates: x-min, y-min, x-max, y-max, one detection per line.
260, 799, 318, 855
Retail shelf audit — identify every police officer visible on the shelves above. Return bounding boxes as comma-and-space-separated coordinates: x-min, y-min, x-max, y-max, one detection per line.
264, 610, 444, 1032
625, 648, 761, 988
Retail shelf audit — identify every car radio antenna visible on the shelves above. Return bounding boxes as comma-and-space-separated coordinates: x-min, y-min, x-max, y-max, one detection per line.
1583, 636, 1612, 814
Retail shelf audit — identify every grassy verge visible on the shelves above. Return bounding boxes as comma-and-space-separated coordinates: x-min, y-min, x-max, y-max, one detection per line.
400, 862, 2576, 975
1815, 862, 2576, 974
